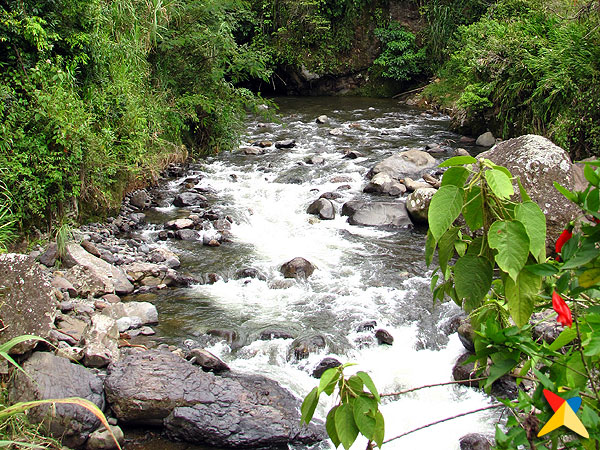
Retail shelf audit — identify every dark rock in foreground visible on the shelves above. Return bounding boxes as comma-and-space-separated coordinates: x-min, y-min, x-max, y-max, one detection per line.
104, 350, 324, 447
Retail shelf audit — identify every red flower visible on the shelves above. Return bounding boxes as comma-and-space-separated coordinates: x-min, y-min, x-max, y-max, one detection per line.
555, 226, 573, 261
552, 291, 572, 328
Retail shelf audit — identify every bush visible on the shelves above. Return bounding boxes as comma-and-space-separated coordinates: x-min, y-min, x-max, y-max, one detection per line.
372, 23, 425, 82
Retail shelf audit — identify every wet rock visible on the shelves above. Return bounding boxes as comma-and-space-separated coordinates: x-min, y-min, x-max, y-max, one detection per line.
158, 230, 168, 240
375, 329, 394, 345
337, 184, 351, 191
531, 312, 562, 344
460, 433, 491, 450
320, 192, 343, 200
176, 229, 199, 241
86, 425, 124, 450
459, 136, 476, 144
8, 352, 105, 448
458, 318, 475, 353
257, 140, 272, 148
312, 357, 342, 378
242, 146, 264, 156
56, 315, 88, 344
456, 148, 471, 156
476, 131, 495, 147
62, 243, 134, 295
452, 353, 478, 387
280, 257, 316, 279
402, 177, 432, 192
291, 335, 326, 360
406, 187, 437, 224
105, 350, 324, 446
357, 320, 377, 332
165, 218, 194, 230
341, 201, 413, 228
203, 237, 221, 247
188, 348, 230, 373
423, 173, 441, 189
363, 173, 406, 196
234, 267, 267, 281
82, 239, 102, 257
81, 314, 120, 368
275, 139, 296, 149
149, 247, 180, 268
367, 150, 436, 180
260, 329, 295, 340
39, 243, 58, 267
130, 190, 152, 210
315, 115, 328, 124
0, 254, 57, 354
306, 198, 335, 220
206, 329, 237, 344
343, 150, 362, 159
173, 192, 208, 207
478, 135, 580, 251
306, 155, 325, 165
329, 128, 344, 136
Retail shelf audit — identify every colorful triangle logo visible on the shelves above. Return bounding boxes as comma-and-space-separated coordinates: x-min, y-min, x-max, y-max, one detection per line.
537, 389, 589, 439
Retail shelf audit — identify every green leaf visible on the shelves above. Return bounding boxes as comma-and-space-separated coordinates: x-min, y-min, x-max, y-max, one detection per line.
301, 387, 319, 425
454, 255, 493, 312
524, 263, 558, 277
319, 368, 340, 395
347, 375, 364, 394
553, 182, 578, 203
579, 268, 600, 289
438, 227, 459, 278
485, 358, 517, 390
504, 269, 541, 327
455, 240, 467, 257
584, 164, 600, 186
514, 202, 546, 262
356, 371, 380, 403
438, 155, 477, 167
441, 167, 470, 187
491, 164, 512, 179
585, 188, 600, 212
373, 411, 385, 448
326, 406, 341, 448
561, 244, 598, 269
533, 368, 555, 390
485, 168, 514, 199
517, 177, 531, 202
353, 395, 377, 439
583, 335, 600, 356
488, 220, 530, 281
548, 327, 577, 352
0, 335, 47, 354
335, 403, 359, 450
425, 229, 436, 267
428, 185, 464, 241
463, 186, 483, 230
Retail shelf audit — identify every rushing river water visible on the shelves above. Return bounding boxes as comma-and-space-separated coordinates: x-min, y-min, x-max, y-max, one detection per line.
136, 97, 498, 450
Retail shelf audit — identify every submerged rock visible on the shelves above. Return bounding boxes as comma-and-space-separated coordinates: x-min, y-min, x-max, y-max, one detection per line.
290, 335, 326, 360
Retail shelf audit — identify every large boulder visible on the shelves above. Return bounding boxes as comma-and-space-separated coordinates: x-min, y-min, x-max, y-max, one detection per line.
0, 254, 57, 354
104, 350, 324, 447
478, 135, 580, 249
341, 201, 413, 227
62, 244, 133, 295
8, 352, 106, 448
406, 187, 437, 223
363, 173, 406, 196
367, 150, 436, 180
173, 192, 208, 207
280, 257, 315, 279
306, 198, 335, 220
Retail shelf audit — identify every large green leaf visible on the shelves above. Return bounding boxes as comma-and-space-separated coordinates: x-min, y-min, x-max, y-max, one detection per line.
438, 155, 477, 167
326, 406, 341, 448
579, 268, 600, 288
334, 403, 359, 450
454, 255, 493, 312
428, 185, 464, 241
373, 411, 385, 448
441, 167, 470, 187
504, 269, 541, 327
353, 395, 377, 439
484, 168, 514, 199
514, 202, 546, 262
463, 186, 483, 230
301, 387, 319, 425
548, 327, 577, 352
319, 368, 339, 395
488, 220, 530, 281
356, 371, 380, 403
438, 227, 459, 278
553, 182, 578, 203
485, 359, 517, 390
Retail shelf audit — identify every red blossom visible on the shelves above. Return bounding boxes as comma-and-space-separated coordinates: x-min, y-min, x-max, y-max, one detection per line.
552, 291, 572, 328
555, 226, 573, 261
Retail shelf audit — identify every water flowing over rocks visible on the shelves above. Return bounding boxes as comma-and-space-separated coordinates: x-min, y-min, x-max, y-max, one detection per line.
104, 350, 324, 447
478, 134, 580, 249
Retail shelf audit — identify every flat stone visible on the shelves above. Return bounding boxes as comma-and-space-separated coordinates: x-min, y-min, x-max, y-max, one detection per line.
341, 201, 413, 228
367, 150, 436, 180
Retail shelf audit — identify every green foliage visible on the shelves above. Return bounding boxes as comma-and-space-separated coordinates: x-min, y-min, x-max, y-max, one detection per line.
372, 23, 425, 82
301, 364, 384, 449
0, 169, 15, 252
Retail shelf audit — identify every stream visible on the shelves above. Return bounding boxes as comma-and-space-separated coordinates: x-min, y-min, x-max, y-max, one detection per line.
134, 97, 499, 450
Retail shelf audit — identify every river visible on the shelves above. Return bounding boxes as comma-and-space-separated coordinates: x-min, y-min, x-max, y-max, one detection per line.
135, 97, 498, 450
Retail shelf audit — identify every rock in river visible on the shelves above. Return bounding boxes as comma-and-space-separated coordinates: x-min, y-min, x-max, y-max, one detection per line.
341, 201, 413, 228
306, 198, 335, 220
280, 257, 315, 279
406, 187, 437, 224
367, 149, 436, 180
104, 350, 324, 447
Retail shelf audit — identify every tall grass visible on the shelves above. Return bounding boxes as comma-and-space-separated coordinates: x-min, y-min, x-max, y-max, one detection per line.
0, 168, 15, 252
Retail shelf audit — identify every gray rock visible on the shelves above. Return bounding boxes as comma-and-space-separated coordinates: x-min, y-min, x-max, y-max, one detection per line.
452, 353, 478, 387
8, 352, 105, 448
0, 254, 57, 354
81, 314, 120, 368
173, 192, 208, 207
56, 315, 88, 344
320, 192, 343, 200
306, 155, 325, 165
312, 357, 342, 378
290, 335, 326, 360
341, 201, 413, 228
102, 302, 158, 326
242, 146, 264, 156
458, 318, 475, 353
402, 177, 432, 192
62, 244, 134, 295
306, 198, 335, 220
343, 150, 362, 159
280, 257, 315, 279
476, 131, 495, 147
165, 218, 194, 230
456, 148, 471, 156
81, 239, 102, 258
149, 247, 180, 268
104, 350, 324, 446
206, 329, 238, 344
363, 173, 407, 196
315, 115, 328, 124
367, 150, 436, 180
39, 243, 58, 267
406, 188, 437, 223
176, 229, 199, 241
375, 329, 394, 345
124, 262, 169, 287
460, 433, 491, 450
130, 190, 152, 210
233, 268, 267, 281
329, 128, 344, 136
478, 135, 580, 250
64, 265, 115, 298
188, 348, 230, 373
357, 320, 377, 332
531, 311, 562, 344
275, 139, 296, 149
259, 329, 295, 340
86, 425, 124, 450
51, 275, 77, 297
